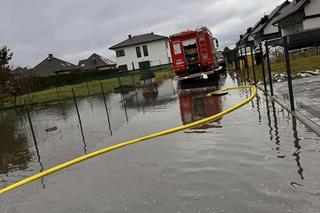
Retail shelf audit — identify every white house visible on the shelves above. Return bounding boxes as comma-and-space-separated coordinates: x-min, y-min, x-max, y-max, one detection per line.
109, 33, 171, 71
273, 0, 320, 36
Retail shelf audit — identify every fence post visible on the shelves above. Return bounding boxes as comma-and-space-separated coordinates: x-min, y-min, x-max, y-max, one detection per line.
100, 81, 112, 135
240, 47, 243, 73
242, 47, 247, 85
25, 101, 46, 188
259, 42, 268, 93
244, 46, 249, 80
118, 74, 129, 122
86, 82, 91, 97
250, 45, 257, 84
265, 41, 274, 96
235, 48, 238, 70
25, 101, 37, 146
72, 88, 87, 153
118, 74, 123, 93
131, 71, 138, 95
283, 36, 295, 111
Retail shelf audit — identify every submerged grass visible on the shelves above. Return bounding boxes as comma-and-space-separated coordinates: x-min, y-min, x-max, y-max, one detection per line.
1, 68, 174, 109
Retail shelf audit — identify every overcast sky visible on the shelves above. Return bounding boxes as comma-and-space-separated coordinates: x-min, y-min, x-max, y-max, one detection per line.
1, 0, 284, 68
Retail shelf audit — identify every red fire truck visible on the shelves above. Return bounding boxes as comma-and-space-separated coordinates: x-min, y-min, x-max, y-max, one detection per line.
169, 27, 220, 78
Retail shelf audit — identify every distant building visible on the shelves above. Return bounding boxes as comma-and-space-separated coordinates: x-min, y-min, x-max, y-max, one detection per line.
251, 1, 290, 43
78, 53, 116, 71
109, 33, 171, 71
237, 0, 290, 48
12, 67, 31, 76
273, 0, 320, 36
32, 54, 79, 77
235, 1, 292, 68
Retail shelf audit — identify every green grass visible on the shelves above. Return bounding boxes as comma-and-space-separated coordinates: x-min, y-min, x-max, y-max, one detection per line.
1, 68, 174, 109
242, 53, 320, 81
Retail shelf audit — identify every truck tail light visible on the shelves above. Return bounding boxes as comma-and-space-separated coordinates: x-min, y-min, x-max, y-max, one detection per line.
176, 59, 184, 65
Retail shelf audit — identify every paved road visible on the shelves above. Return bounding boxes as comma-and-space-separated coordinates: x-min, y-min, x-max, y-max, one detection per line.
274, 75, 320, 126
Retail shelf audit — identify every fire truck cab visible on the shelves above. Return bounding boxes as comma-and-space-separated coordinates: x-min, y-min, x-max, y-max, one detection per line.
169, 27, 219, 77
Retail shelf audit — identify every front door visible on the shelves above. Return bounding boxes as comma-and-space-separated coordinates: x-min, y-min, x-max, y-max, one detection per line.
139, 61, 150, 70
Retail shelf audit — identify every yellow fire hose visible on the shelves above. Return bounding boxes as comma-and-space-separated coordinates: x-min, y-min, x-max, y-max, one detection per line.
0, 85, 256, 195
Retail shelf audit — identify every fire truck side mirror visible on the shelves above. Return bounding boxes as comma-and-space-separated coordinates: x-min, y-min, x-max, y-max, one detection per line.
215, 38, 219, 48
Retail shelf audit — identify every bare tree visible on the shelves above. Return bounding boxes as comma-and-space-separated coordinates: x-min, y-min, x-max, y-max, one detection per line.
0, 46, 14, 106
0, 46, 13, 71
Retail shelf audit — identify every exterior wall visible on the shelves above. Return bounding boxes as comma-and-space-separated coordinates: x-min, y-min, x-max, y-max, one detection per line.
304, 0, 320, 16
303, 1, 320, 30
263, 22, 279, 35
98, 66, 116, 71
281, 23, 303, 36
304, 17, 320, 30
114, 40, 171, 71
248, 35, 254, 41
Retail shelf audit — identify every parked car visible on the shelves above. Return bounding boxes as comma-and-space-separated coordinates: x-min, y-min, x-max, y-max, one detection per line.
217, 51, 226, 69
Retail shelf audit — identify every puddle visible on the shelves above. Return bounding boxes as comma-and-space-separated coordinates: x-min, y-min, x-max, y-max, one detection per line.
1, 71, 320, 213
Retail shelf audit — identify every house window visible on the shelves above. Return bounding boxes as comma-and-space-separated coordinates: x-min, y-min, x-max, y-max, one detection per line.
118, 65, 128, 71
116, 49, 125, 57
139, 61, 150, 69
136, 47, 142, 58
143, 45, 149, 56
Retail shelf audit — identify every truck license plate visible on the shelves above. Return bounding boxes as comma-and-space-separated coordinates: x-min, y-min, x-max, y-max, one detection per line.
203, 74, 208, 79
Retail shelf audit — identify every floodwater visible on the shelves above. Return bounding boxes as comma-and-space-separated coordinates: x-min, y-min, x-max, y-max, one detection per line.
1, 71, 320, 213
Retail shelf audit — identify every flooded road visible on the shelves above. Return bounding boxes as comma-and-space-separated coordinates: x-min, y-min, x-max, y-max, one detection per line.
1, 71, 320, 213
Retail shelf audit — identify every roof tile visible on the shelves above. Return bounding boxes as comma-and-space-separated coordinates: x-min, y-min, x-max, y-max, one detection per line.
109, 33, 168, 50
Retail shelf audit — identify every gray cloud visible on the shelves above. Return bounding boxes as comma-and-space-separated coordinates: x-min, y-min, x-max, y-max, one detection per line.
1, 0, 284, 67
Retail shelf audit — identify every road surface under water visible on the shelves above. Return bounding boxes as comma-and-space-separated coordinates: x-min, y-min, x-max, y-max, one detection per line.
0, 71, 320, 213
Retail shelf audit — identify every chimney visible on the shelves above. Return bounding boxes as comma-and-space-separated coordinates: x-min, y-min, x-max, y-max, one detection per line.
261, 15, 269, 24
128, 35, 132, 39
48, 54, 53, 61
151, 32, 154, 35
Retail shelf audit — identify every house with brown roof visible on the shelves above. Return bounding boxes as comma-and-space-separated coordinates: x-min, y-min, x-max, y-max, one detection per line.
109, 33, 171, 71
12, 67, 31, 76
78, 53, 116, 71
32, 54, 79, 77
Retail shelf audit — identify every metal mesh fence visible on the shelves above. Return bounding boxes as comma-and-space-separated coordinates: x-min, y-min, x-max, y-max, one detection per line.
0, 64, 173, 111
0, 67, 174, 188
234, 32, 320, 127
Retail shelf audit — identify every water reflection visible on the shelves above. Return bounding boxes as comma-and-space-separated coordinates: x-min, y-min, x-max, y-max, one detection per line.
228, 70, 245, 86
255, 94, 262, 123
265, 97, 274, 141
142, 79, 159, 103
263, 96, 305, 181
177, 79, 223, 132
271, 101, 281, 150
0, 110, 32, 175
123, 78, 176, 110
291, 117, 304, 180
1, 71, 320, 212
